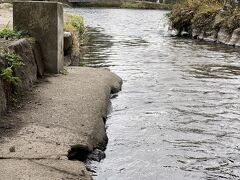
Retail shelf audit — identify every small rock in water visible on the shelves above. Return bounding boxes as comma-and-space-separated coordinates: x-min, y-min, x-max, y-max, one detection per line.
9, 146, 15, 152
88, 149, 106, 162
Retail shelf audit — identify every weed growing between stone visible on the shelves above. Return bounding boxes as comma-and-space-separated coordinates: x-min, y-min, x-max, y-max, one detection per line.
64, 14, 85, 40
0, 49, 23, 86
64, 14, 87, 65
0, 28, 29, 40
60, 68, 69, 75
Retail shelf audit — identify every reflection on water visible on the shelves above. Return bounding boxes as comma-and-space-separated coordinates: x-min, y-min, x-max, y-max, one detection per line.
80, 27, 113, 67
65, 8, 240, 180
190, 64, 240, 79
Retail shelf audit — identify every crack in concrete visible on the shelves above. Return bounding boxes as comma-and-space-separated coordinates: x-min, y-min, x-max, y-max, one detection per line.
0, 154, 67, 160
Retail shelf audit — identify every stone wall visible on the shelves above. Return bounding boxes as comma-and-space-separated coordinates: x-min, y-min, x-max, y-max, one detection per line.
189, 28, 240, 47
0, 38, 43, 117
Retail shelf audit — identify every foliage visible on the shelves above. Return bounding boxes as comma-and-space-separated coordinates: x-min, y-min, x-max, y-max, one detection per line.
192, 4, 222, 31
222, 9, 240, 32
169, 0, 240, 33
0, 28, 29, 40
60, 68, 68, 75
0, 67, 21, 85
0, 50, 23, 86
64, 15, 84, 39
121, 2, 172, 10
169, 2, 195, 32
64, 14, 86, 63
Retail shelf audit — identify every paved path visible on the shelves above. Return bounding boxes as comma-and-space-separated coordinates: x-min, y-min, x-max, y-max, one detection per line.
0, 67, 122, 179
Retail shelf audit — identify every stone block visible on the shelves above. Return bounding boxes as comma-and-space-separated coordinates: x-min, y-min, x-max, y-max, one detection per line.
64, 31, 73, 53
31, 40, 45, 77
228, 28, 240, 46
203, 30, 218, 42
13, 1, 64, 73
8, 39, 37, 90
217, 28, 231, 44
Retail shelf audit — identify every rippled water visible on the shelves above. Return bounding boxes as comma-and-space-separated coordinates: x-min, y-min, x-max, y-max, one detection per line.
66, 8, 240, 180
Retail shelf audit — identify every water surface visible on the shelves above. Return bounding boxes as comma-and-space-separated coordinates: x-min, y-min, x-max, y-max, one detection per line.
66, 8, 240, 180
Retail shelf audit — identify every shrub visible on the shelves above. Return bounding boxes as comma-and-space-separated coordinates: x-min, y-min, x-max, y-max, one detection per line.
64, 14, 84, 39
222, 9, 240, 32
169, 2, 195, 32
64, 14, 86, 64
169, 0, 239, 34
192, 5, 222, 31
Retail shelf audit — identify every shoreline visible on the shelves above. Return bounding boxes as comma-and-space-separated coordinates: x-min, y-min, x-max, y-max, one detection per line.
70, 1, 173, 10
0, 4, 123, 179
0, 66, 122, 179
168, 1, 240, 48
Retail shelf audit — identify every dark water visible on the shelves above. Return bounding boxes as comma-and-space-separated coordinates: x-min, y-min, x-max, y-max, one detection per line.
66, 8, 240, 180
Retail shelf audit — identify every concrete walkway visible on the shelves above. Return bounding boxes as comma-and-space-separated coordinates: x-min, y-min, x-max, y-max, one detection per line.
0, 67, 122, 179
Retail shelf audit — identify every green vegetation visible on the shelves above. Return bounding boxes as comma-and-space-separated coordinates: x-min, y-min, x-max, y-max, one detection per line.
121, 1, 172, 10
0, 49, 23, 86
64, 14, 86, 64
73, 1, 173, 10
60, 68, 69, 75
169, 0, 240, 34
64, 14, 85, 40
0, 28, 29, 40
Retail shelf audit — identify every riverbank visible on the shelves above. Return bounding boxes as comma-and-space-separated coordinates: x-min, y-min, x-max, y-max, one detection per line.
0, 3, 123, 179
71, 1, 172, 10
168, 0, 240, 46
0, 67, 122, 179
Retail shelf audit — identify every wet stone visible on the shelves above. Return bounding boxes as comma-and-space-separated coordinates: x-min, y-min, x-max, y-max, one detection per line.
67, 144, 90, 161
87, 149, 106, 162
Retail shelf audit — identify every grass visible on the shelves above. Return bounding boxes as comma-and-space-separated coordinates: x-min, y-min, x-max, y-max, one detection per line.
169, 0, 240, 34
64, 15, 84, 39
64, 14, 86, 64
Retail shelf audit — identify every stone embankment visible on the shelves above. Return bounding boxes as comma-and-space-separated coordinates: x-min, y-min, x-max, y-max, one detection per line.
169, 1, 240, 47
0, 67, 122, 179
191, 27, 240, 47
